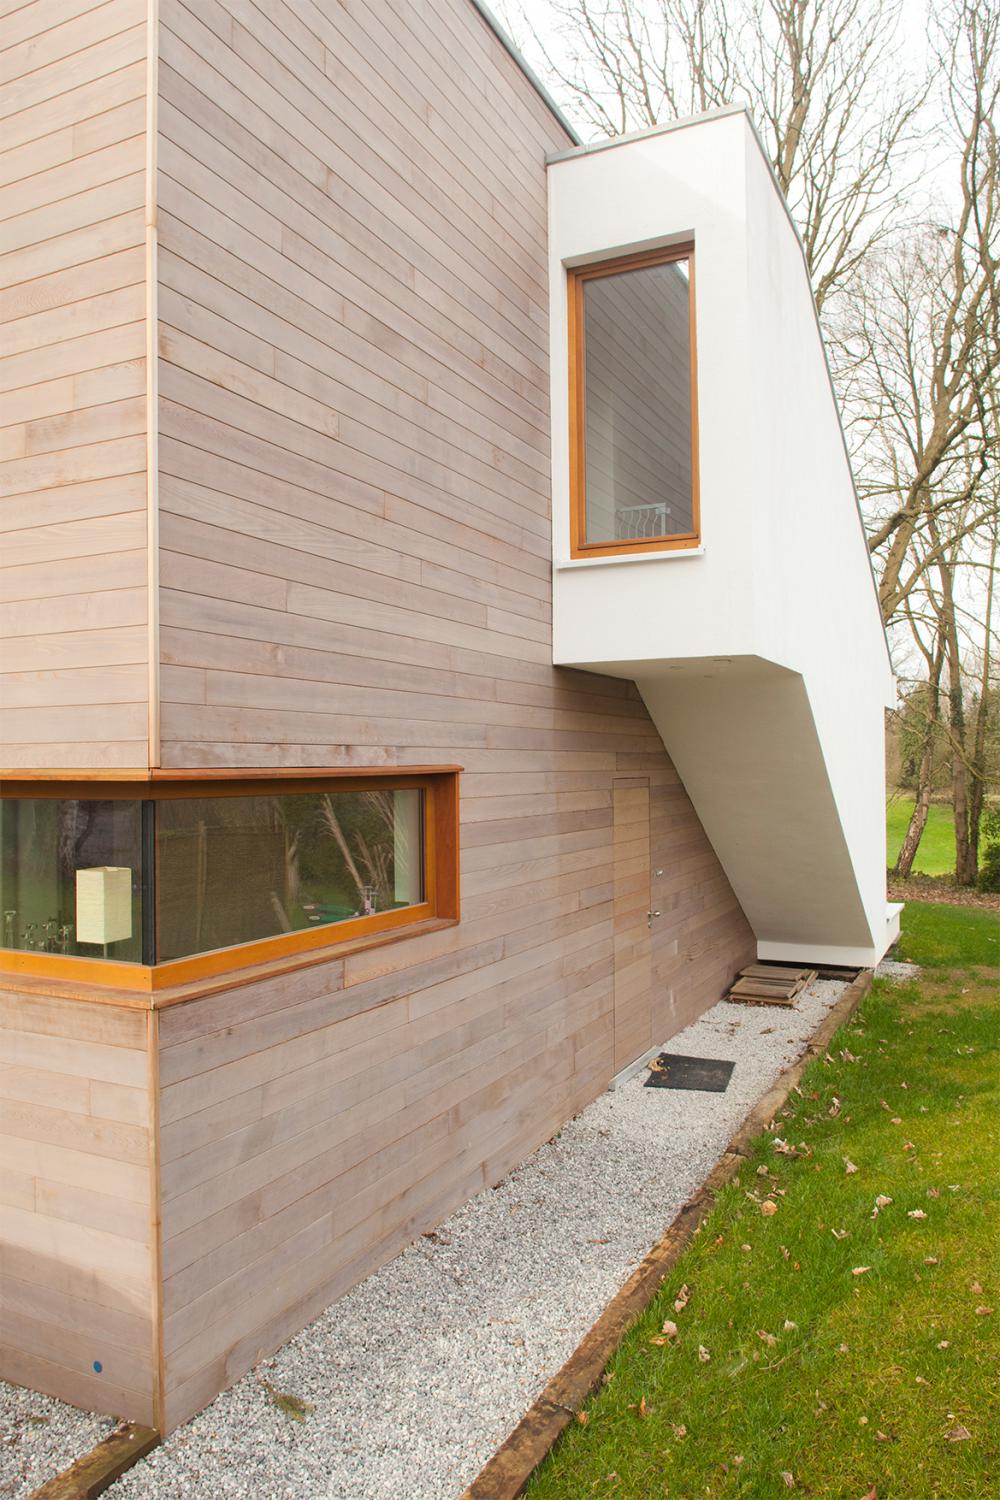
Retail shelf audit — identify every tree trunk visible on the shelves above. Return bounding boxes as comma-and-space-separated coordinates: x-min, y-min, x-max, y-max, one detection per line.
967, 524, 998, 873
950, 672, 975, 883
893, 638, 945, 878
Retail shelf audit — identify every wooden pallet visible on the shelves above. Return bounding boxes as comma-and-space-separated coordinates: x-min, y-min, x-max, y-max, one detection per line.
726, 964, 818, 1006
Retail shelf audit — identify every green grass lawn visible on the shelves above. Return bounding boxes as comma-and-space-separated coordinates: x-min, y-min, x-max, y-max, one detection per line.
896, 900, 1000, 967
527, 902, 1000, 1500
886, 797, 956, 875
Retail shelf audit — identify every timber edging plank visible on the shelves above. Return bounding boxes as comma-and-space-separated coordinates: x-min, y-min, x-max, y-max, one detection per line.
28, 1424, 160, 1500
462, 967, 874, 1500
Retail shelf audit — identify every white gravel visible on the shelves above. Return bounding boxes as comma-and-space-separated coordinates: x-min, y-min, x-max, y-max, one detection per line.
876, 958, 921, 982
1, 978, 851, 1500
0, 1382, 116, 1498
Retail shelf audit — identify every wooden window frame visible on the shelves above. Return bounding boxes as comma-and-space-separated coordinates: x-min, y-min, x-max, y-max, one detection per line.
0, 767, 460, 994
568, 242, 700, 559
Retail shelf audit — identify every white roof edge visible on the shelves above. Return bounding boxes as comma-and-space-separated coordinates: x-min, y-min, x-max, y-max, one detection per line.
547, 102, 892, 669
465, 0, 583, 146
544, 101, 749, 164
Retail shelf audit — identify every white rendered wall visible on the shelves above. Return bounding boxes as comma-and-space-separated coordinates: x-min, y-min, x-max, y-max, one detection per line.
548, 107, 896, 965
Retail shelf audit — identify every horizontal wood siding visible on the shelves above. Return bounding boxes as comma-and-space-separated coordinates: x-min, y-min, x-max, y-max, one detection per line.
0, 0, 150, 768
0, 986, 155, 1423
152, 0, 755, 1430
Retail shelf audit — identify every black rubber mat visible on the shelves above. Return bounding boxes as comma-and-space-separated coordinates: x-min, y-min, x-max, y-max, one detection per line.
644, 1052, 735, 1092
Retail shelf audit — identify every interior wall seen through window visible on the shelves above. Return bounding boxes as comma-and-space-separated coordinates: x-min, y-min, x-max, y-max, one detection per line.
583, 257, 693, 545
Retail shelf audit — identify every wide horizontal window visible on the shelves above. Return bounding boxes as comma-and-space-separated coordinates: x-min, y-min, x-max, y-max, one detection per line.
0, 771, 459, 990
569, 244, 699, 557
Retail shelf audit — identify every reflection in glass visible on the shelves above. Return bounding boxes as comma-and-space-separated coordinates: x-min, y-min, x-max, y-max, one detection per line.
582, 256, 693, 545
155, 789, 424, 960
0, 799, 143, 961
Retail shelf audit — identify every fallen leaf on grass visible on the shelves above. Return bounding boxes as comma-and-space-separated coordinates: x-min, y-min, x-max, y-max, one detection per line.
832, 1228, 849, 1240
852, 1266, 872, 1276
975, 1306, 994, 1317
925, 1257, 939, 1266
903, 1142, 917, 1152
907, 1209, 927, 1220
915, 1376, 931, 1386
761, 1200, 778, 1216
945, 1424, 972, 1441
576, 1410, 589, 1425
697, 1345, 711, 1362
661, 1319, 678, 1338
674, 1284, 690, 1312
891, 1117, 902, 1125
970, 1281, 983, 1293
673, 1424, 687, 1439
757, 1329, 777, 1346
637, 1395, 649, 1419
860, 1487, 877, 1499
844, 1158, 860, 1174
648, 1336, 669, 1346
784, 1319, 798, 1331
937, 1340, 950, 1349
781, 1471, 796, 1488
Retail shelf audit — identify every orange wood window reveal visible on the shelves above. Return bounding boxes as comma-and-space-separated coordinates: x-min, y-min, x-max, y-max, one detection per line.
0, 768, 461, 995
568, 242, 700, 559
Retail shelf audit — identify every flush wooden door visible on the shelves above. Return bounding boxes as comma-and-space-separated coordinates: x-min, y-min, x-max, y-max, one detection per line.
612, 777, 654, 1075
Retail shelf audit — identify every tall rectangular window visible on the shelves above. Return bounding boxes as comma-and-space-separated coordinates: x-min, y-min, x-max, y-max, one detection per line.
569, 244, 698, 557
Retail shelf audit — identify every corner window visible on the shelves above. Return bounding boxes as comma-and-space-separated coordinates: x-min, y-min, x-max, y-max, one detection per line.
569, 244, 698, 557
0, 771, 459, 990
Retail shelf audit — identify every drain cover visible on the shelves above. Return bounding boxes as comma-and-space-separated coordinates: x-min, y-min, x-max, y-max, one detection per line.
644, 1052, 735, 1092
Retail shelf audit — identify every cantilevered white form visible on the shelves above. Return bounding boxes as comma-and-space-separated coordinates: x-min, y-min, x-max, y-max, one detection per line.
548, 106, 898, 968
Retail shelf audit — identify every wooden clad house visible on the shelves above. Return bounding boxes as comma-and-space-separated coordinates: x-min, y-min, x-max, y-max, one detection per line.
0, 0, 891, 1435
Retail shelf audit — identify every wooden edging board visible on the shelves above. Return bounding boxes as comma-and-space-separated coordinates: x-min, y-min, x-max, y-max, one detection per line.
461, 968, 874, 1500
28, 1424, 160, 1500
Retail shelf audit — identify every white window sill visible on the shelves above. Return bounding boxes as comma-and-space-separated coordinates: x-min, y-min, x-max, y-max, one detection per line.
555, 546, 705, 570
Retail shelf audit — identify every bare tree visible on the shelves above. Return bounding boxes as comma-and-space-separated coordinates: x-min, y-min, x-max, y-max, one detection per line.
848, 0, 1000, 621
506, 0, 924, 310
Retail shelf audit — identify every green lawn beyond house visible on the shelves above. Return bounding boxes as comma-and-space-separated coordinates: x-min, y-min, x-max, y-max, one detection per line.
885, 797, 956, 875
527, 901, 1000, 1499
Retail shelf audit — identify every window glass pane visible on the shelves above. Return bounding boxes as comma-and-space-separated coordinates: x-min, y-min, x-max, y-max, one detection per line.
0, 799, 143, 961
155, 788, 424, 961
583, 256, 693, 544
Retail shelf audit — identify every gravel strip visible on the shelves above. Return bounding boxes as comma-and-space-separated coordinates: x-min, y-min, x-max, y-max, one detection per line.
0, 1382, 116, 1499
876, 958, 921, 982
1, 979, 850, 1500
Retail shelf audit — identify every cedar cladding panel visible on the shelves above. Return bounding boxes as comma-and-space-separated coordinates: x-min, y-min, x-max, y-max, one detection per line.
152, 0, 754, 1429
0, 988, 155, 1425
0, 0, 149, 769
